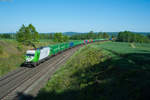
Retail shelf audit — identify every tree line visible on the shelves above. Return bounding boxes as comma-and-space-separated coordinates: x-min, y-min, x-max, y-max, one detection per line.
1, 24, 150, 44
39, 33, 69, 42
16, 24, 69, 44
0, 24, 70, 44
0, 31, 111, 40
0, 33, 54, 40
116, 31, 150, 43
70, 31, 110, 40
0, 33, 16, 39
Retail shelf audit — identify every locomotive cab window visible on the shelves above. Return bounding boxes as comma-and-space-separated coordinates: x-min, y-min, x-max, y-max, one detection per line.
26, 54, 35, 57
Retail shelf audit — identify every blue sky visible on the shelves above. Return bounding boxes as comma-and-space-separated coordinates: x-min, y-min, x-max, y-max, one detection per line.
0, 0, 150, 32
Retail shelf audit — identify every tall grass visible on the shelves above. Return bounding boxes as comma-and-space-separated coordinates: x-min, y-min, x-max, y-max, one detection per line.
0, 55, 24, 76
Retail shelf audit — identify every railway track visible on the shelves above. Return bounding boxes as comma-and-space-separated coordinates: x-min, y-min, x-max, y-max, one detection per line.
0, 46, 81, 100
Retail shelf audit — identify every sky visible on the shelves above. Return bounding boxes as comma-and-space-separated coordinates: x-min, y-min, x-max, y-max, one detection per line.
0, 0, 150, 33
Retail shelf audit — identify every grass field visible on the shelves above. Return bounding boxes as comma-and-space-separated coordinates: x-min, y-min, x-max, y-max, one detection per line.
94, 41, 150, 55
36, 41, 150, 100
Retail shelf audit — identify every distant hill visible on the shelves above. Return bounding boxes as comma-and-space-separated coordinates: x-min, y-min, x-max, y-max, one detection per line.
63, 32, 150, 36
63, 32, 80, 36
105, 32, 118, 36
62, 32, 119, 36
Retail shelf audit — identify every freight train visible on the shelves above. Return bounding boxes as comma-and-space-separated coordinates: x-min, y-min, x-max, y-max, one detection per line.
24, 39, 105, 67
